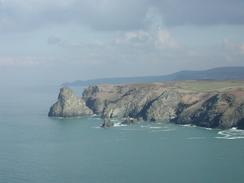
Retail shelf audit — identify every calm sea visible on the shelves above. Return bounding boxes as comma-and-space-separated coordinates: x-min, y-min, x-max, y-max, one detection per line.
0, 84, 244, 183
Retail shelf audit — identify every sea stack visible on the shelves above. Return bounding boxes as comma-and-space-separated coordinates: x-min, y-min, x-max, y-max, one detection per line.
48, 87, 93, 117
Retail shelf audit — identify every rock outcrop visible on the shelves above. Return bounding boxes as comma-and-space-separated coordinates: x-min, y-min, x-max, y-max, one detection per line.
173, 92, 244, 129
48, 87, 93, 117
49, 81, 244, 129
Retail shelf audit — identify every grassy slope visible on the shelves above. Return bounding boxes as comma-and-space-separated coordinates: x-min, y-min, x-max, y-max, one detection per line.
175, 80, 244, 92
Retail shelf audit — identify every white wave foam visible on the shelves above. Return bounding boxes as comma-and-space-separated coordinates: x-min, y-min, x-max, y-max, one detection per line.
181, 124, 197, 128
217, 128, 244, 140
204, 128, 213, 131
149, 126, 162, 129
114, 123, 127, 127
140, 125, 149, 128
93, 126, 101, 129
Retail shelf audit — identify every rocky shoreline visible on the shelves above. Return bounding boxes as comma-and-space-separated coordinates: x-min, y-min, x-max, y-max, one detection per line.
49, 81, 244, 129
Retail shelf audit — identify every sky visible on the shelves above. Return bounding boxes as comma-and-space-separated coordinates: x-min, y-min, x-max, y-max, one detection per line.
0, 0, 244, 85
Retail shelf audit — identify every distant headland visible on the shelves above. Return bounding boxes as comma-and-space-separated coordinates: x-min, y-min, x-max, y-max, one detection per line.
62, 66, 244, 87
49, 80, 244, 129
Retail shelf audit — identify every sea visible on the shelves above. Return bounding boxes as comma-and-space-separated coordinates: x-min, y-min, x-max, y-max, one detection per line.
0, 84, 244, 183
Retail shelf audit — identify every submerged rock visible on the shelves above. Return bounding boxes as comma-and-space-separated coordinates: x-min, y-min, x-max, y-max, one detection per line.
48, 87, 93, 117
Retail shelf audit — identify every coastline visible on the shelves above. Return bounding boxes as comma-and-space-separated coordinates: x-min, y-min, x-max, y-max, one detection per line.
49, 80, 244, 130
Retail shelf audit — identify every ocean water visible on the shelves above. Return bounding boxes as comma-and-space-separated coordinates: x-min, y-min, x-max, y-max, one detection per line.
0, 85, 244, 183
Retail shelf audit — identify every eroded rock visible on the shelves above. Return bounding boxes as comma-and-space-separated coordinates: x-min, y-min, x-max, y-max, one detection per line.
48, 87, 93, 117
49, 82, 244, 129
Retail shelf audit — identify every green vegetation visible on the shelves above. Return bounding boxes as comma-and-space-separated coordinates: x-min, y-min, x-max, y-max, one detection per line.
177, 80, 244, 92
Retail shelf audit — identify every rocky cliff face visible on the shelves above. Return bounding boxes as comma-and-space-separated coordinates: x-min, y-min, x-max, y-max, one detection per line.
173, 90, 244, 129
48, 88, 93, 117
49, 81, 244, 129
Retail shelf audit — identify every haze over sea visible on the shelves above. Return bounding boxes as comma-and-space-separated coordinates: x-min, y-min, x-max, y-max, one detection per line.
0, 84, 244, 183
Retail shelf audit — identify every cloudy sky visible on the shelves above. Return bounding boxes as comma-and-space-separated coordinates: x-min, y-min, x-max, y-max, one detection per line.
0, 0, 244, 85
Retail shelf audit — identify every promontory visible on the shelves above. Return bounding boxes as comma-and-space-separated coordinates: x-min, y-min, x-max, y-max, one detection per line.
49, 80, 244, 129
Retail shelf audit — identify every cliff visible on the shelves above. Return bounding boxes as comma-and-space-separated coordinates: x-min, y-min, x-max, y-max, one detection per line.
49, 81, 244, 129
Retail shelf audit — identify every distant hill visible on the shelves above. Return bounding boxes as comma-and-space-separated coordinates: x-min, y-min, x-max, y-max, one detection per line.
63, 66, 244, 86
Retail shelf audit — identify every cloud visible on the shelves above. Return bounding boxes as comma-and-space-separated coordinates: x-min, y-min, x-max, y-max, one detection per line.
0, 56, 51, 67
1, 1, 244, 86
47, 36, 62, 45
0, 0, 150, 32
0, 0, 244, 32
224, 39, 244, 54
113, 29, 180, 50
154, 0, 244, 26
240, 45, 244, 54
113, 31, 150, 45
155, 30, 180, 49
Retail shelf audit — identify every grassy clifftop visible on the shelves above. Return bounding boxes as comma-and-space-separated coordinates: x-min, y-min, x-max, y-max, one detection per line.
174, 80, 244, 92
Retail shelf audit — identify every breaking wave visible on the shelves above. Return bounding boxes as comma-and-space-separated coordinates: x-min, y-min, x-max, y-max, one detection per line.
114, 122, 128, 127
217, 128, 244, 140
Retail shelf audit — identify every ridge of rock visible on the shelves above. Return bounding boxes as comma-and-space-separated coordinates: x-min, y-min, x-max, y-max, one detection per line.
49, 81, 244, 129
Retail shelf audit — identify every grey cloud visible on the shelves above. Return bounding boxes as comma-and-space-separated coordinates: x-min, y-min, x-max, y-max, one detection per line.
223, 39, 244, 54
75, 0, 151, 30
154, 0, 244, 26
113, 29, 180, 50
0, 0, 244, 32
0, 0, 150, 32
47, 36, 62, 45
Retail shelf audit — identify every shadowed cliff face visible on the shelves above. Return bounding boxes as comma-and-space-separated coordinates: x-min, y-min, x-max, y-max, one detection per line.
173, 93, 239, 129
49, 81, 244, 129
